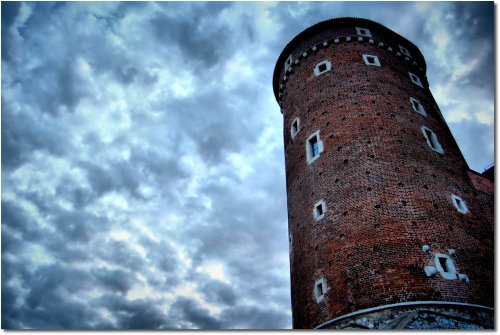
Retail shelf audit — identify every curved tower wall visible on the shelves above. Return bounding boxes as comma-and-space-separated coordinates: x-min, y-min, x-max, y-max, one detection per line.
273, 18, 494, 329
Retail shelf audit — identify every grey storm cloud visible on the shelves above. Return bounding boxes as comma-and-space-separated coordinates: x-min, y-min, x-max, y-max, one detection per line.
1, 1, 493, 329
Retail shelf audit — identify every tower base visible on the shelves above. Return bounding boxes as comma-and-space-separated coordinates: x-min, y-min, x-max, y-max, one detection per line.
318, 304, 494, 329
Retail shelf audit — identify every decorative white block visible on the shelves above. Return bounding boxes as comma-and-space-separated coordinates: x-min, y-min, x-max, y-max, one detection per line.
424, 266, 437, 277
458, 273, 470, 282
422, 245, 430, 253
448, 249, 456, 255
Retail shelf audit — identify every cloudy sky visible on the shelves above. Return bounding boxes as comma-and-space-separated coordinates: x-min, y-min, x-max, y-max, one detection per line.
1, 1, 494, 329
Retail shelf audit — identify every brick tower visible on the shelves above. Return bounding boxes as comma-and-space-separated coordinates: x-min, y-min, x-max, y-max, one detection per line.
273, 18, 494, 329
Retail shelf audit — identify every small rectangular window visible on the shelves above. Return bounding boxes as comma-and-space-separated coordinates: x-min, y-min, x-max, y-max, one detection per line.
399, 45, 412, 58
421, 126, 444, 154
306, 131, 323, 164
355, 27, 372, 38
409, 72, 424, 88
314, 60, 332, 76
451, 194, 469, 214
314, 277, 326, 303
363, 54, 381, 67
424, 129, 436, 149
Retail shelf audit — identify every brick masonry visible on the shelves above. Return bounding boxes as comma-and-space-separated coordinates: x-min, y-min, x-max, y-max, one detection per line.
273, 18, 494, 329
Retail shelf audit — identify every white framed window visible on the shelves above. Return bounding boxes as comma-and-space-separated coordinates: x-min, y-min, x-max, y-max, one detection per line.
290, 117, 300, 139
313, 199, 327, 221
451, 194, 469, 214
421, 126, 444, 154
399, 45, 411, 58
355, 27, 372, 38
362, 54, 381, 67
314, 60, 332, 76
314, 277, 327, 303
284, 54, 293, 72
410, 97, 427, 116
306, 130, 324, 164
434, 253, 457, 280
409, 72, 423, 88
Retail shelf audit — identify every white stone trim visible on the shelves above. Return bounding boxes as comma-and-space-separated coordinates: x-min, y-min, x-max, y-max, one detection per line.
422, 245, 430, 253
314, 301, 494, 329
306, 130, 324, 164
284, 54, 293, 72
424, 265, 437, 277
458, 273, 470, 283
409, 72, 424, 88
399, 45, 412, 58
314, 277, 327, 303
355, 27, 372, 38
290, 117, 300, 139
421, 126, 444, 154
451, 194, 469, 214
313, 199, 327, 221
362, 54, 381, 67
410, 97, 427, 116
434, 253, 457, 280
314, 60, 332, 76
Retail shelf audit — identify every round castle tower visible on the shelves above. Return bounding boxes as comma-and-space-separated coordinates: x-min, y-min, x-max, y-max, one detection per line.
273, 18, 494, 329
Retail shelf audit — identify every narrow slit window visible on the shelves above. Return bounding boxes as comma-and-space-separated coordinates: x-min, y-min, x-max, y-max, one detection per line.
306, 131, 324, 164
410, 97, 427, 116
310, 137, 319, 156
314, 277, 326, 303
313, 200, 326, 221
316, 282, 324, 296
363, 54, 381, 67
451, 194, 469, 214
316, 204, 323, 216
409, 72, 424, 88
291, 117, 300, 139
355, 27, 372, 37
438, 257, 448, 272
421, 126, 444, 154
314, 60, 332, 76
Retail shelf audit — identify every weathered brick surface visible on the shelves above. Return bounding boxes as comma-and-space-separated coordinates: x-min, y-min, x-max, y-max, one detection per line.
275, 19, 494, 329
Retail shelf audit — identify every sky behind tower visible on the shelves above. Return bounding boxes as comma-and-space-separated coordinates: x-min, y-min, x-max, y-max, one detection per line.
1, 1, 494, 329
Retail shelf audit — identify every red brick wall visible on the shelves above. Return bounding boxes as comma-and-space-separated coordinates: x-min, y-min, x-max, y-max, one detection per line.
278, 21, 494, 329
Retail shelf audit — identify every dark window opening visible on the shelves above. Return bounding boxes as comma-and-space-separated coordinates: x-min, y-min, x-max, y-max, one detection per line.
367, 56, 375, 64
310, 136, 319, 157
292, 120, 298, 134
316, 204, 323, 216
424, 129, 436, 149
316, 282, 324, 296
318, 63, 327, 73
438, 257, 448, 272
